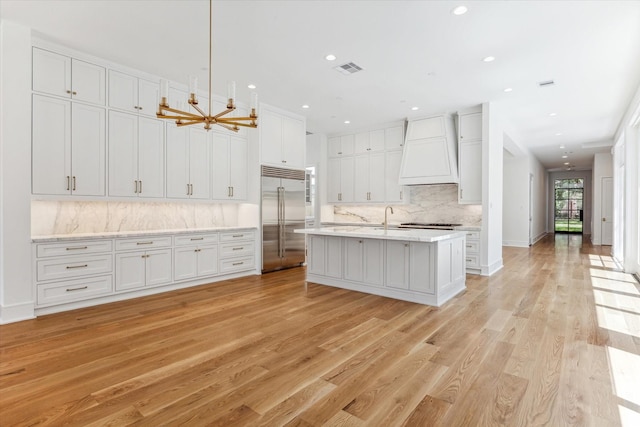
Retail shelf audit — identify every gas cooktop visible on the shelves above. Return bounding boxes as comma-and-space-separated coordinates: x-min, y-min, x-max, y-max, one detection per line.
398, 222, 462, 230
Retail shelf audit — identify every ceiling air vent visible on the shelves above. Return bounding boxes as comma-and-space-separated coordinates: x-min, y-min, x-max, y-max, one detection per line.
538, 79, 555, 87
334, 62, 363, 75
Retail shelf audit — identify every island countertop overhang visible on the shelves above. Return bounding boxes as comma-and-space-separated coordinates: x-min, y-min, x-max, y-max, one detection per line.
295, 226, 467, 243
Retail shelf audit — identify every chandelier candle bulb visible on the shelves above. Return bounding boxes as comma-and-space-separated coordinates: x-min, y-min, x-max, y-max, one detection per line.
227, 80, 236, 108
250, 92, 258, 118
160, 79, 169, 107
188, 76, 198, 104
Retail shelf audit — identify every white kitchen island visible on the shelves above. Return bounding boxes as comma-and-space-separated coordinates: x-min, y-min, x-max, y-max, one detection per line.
296, 226, 467, 306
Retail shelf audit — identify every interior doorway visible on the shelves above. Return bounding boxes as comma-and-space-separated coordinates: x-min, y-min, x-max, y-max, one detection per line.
554, 178, 584, 233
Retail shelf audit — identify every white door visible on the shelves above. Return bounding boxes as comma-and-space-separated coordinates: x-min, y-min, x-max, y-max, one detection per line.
229, 136, 248, 200
108, 70, 138, 113
340, 157, 355, 203
174, 247, 198, 281
188, 128, 211, 199
197, 245, 219, 277
137, 78, 159, 117
71, 103, 105, 196
368, 153, 386, 202
32, 95, 71, 195
211, 132, 230, 199
71, 59, 106, 105
327, 158, 341, 203
260, 110, 283, 166
363, 239, 384, 286
385, 241, 409, 289
146, 249, 172, 286
385, 150, 404, 203
344, 238, 364, 282
108, 111, 138, 197
32, 48, 71, 98
409, 243, 434, 294
602, 176, 613, 245
282, 117, 305, 168
354, 154, 370, 203
115, 252, 146, 291
166, 125, 190, 199
137, 117, 165, 198
307, 235, 325, 275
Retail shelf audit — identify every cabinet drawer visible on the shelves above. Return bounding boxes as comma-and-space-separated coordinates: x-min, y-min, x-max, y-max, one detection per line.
36, 240, 113, 258
174, 233, 218, 246
465, 231, 480, 240
220, 256, 254, 274
465, 255, 480, 268
220, 230, 255, 242
115, 236, 172, 251
37, 254, 113, 282
464, 240, 479, 254
37, 275, 113, 307
220, 241, 254, 258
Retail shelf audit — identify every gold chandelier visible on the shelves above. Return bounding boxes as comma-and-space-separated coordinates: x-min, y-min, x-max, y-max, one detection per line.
156, 0, 257, 132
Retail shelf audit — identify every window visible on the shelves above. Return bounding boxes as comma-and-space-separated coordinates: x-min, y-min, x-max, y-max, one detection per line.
554, 178, 584, 233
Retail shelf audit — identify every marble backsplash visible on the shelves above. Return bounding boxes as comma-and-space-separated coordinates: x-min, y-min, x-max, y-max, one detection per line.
333, 184, 482, 226
31, 200, 242, 236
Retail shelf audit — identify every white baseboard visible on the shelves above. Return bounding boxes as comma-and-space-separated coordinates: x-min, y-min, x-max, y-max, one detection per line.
0, 301, 36, 324
482, 258, 503, 276
503, 240, 529, 248
531, 232, 547, 245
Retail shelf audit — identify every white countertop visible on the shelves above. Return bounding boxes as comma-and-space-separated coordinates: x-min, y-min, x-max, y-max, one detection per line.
32, 226, 257, 243
321, 222, 481, 232
295, 226, 467, 243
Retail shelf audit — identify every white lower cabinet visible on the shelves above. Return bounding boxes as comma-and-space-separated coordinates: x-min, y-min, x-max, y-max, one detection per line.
385, 241, 434, 294
115, 249, 172, 291
173, 233, 220, 281
218, 231, 256, 274
344, 238, 383, 286
461, 229, 481, 274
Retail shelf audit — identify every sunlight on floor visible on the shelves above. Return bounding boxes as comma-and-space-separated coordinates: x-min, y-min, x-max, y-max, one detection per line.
590, 268, 638, 284
591, 276, 640, 295
593, 289, 640, 315
589, 254, 618, 269
607, 346, 640, 426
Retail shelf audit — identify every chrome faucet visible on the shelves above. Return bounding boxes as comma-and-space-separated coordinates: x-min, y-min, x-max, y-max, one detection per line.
384, 206, 394, 231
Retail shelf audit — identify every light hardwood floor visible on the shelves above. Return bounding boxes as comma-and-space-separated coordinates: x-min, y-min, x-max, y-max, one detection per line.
1, 234, 639, 426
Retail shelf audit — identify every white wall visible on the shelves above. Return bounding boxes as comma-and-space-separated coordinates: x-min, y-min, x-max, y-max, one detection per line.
502, 152, 529, 247
591, 152, 613, 245
530, 155, 548, 241
482, 102, 503, 275
0, 20, 34, 323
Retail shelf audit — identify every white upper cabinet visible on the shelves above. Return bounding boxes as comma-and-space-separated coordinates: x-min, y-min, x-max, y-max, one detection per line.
328, 157, 355, 203
457, 111, 483, 204
33, 47, 106, 105
211, 132, 248, 200
108, 70, 159, 116
108, 111, 164, 198
354, 152, 385, 202
385, 126, 404, 151
328, 135, 355, 157
385, 150, 404, 203
32, 95, 105, 196
260, 105, 305, 169
399, 114, 458, 185
354, 129, 385, 154
166, 125, 210, 199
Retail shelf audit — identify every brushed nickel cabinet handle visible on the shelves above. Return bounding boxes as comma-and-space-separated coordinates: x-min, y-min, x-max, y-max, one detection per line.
190, 237, 204, 241
66, 246, 88, 251
232, 234, 243, 238
66, 264, 88, 269
72, 176, 76, 191
139, 180, 142, 194
66, 286, 87, 292
136, 241, 153, 245
232, 247, 243, 251
232, 262, 244, 266
187, 184, 190, 196
230, 186, 234, 197
66, 176, 70, 191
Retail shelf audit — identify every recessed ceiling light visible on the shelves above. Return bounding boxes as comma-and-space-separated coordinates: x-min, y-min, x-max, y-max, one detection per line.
549, 112, 557, 117
451, 5, 468, 15
301, 104, 310, 109
247, 84, 256, 89
503, 88, 513, 93
411, 106, 419, 111
559, 145, 565, 149
562, 155, 568, 159
482, 56, 495, 62
555, 132, 563, 136
344, 120, 350, 124
325, 54, 336, 61
564, 162, 570, 165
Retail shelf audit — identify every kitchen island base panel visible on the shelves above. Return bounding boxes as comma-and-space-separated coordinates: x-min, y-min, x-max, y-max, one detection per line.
306, 274, 465, 307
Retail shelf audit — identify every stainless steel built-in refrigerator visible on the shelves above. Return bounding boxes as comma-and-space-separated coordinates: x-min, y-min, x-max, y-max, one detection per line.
261, 166, 306, 273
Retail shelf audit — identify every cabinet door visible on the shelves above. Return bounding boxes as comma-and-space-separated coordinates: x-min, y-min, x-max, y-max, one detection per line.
108, 70, 138, 113
282, 117, 305, 168
409, 243, 434, 294
32, 48, 71, 98
354, 154, 370, 203
354, 132, 370, 154
368, 153, 386, 202
339, 157, 355, 203
32, 95, 71, 195
340, 135, 355, 156
146, 249, 172, 286
325, 237, 343, 278
328, 137, 342, 157
344, 238, 364, 282
137, 78, 159, 117
137, 117, 165, 198
71, 59, 106, 105
197, 245, 218, 277
385, 126, 404, 151
115, 252, 146, 291
211, 132, 230, 199
71, 103, 105, 196
327, 158, 341, 203
386, 241, 409, 289
369, 129, 385, 152
229, 137, 248, 200
108, 111, 139, 197
174, 247, 198, 281
385, 150, 404, 203
307, 235, 325, 275
166, 125, 190, 199
188, 128, 211, 199
459, 141, 482, 204
363, 239, 384, 286
459, 112, 482, 141
260, 109, 283, 165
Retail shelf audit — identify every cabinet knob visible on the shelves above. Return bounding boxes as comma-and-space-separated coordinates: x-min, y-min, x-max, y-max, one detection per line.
66, 90, 71, 94
72, 91, 77, 95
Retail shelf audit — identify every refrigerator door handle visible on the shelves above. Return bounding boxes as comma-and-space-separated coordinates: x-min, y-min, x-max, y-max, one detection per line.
280, 186, 286, 258
277, 186, 283, 258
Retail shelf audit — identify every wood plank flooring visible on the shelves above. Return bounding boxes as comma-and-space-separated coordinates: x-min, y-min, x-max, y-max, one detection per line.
1, 234, 639, 426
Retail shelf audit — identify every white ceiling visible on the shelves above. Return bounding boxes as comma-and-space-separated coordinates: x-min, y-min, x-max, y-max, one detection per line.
2, 0, 640, 170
